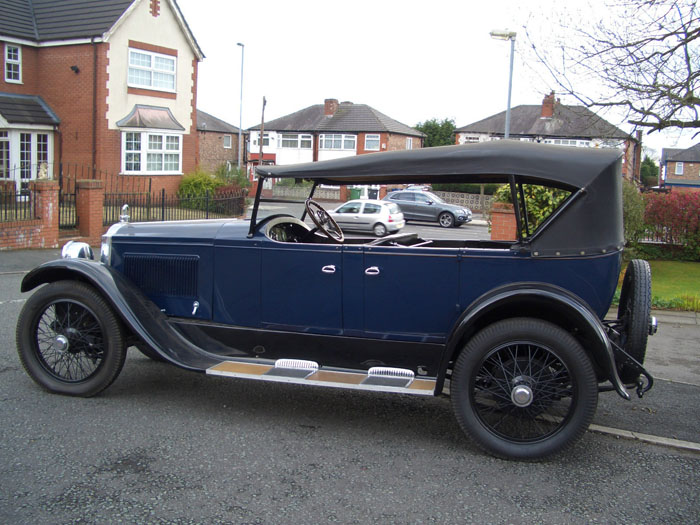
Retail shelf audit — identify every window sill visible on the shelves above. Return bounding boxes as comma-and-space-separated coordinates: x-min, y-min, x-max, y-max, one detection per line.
127, 86, 177, 99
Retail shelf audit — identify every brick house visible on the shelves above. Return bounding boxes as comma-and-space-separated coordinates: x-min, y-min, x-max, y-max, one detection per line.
660, 143, 700, 193
247, 98, 425, 183
196, 109, 243, 174
0, 0, 203, 196
455, 92, 642, 182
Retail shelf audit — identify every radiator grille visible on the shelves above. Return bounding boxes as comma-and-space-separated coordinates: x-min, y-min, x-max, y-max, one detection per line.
123, 254, 199, 297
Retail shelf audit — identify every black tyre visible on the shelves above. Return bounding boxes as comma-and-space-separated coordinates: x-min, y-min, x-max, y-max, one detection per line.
373, 223, 388, 237
438, 212, 455, 228
451, 318, 598, 460
16, 281, 126, 397
617, 259, 652, 382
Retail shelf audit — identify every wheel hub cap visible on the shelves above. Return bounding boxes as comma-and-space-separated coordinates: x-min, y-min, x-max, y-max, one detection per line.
54, 334, 69, 352
511, 384, 534, 407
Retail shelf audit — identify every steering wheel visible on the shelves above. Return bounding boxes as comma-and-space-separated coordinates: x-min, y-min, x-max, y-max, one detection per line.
305, 199, 344, 243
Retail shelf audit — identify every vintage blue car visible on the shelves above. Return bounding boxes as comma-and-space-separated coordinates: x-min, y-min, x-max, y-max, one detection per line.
16, 141, 656, 460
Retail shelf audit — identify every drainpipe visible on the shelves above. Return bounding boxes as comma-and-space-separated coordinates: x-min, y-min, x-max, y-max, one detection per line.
92, 37, 97, 170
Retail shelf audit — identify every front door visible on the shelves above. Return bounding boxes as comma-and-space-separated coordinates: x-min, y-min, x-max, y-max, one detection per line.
260, 242, 342, 334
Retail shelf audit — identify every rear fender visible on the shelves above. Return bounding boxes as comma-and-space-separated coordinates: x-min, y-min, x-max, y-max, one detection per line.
439, 282, 630, 400
21, 260, 218, 371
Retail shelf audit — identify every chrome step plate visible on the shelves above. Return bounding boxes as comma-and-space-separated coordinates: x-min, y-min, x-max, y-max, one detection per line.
206, 358, 435, 396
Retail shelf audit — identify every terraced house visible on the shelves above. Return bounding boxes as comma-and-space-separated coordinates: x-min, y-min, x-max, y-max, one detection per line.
0, 0, 203, 196
247, 98, 425, 185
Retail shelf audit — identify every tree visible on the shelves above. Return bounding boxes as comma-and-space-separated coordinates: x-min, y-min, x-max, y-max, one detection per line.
415, 118, 456, 147
640, 155, 660, 187
527, 0, 699, 135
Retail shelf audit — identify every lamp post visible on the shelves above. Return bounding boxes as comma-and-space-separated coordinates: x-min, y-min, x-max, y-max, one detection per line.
237, 42, 245, 169
489, 30, 516, 139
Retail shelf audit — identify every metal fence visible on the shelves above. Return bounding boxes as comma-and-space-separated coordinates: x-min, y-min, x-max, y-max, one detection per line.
0, 191, 34, 222
104, 189, 246, 226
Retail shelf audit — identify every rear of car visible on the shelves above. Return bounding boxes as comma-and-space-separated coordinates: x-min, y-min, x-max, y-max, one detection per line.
330, 199, 405, 236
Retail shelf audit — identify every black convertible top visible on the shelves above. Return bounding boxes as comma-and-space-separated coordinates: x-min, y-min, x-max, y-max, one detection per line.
257, 140, 621, 190
253, 141, 624, 257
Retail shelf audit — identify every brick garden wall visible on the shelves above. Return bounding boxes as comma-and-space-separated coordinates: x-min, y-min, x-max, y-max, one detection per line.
0, 180, 59, 250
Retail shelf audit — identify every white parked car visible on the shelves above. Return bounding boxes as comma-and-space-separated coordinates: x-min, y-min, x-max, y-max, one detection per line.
329, 199, 405, 237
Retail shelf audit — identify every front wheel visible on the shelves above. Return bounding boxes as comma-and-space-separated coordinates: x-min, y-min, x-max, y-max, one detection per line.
438, 212, 454, 228
16, 281, 126, 397
451, 318, 598, 459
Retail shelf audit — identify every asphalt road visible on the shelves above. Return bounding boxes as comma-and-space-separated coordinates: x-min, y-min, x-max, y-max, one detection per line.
1, 246, 699, 523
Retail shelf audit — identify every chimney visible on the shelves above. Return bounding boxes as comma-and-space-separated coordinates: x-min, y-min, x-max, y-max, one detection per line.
324, 98, 339, 116
541, 91, 556, 118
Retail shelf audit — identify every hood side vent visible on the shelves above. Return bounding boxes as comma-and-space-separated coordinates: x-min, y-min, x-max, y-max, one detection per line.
123, 254, 199, 297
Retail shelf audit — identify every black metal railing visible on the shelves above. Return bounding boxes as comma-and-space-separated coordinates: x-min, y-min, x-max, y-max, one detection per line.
0, 191, 34, 222
104, 189, 245, 226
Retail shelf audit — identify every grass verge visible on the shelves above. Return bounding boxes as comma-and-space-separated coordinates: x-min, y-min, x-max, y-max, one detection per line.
616, 260, 700, 312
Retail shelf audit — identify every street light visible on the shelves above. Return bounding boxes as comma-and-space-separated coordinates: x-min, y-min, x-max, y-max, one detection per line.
489, 30, 516, 139
237, 42, 244, 169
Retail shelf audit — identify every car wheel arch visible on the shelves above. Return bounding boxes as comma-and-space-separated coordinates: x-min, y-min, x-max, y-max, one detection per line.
437, 283, 627, 398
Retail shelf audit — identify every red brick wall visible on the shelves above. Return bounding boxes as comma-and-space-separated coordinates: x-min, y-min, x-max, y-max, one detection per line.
198, 130, 239, 173
0, 180, 59, 250
667, 161, 700, 192
75, 179, 104, 245
387, 133, 422, 151
490, 202, 517, 240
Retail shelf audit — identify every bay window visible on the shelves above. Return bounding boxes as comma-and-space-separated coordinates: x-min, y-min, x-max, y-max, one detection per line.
122, 131, 182, 174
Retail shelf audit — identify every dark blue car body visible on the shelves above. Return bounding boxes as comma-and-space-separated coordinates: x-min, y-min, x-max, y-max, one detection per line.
17, 141, 655, 459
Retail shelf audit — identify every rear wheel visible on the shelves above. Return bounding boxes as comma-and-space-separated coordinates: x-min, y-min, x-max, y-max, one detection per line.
16, 281, 126, 397
617, 259, 652, 382
451, 318, 598, 459
373, 223, 387, 237
438, 212, 454, 228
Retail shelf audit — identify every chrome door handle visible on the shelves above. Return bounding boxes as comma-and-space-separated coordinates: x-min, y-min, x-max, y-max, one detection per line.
321, 265, 336, 274
365, 266, 380, 276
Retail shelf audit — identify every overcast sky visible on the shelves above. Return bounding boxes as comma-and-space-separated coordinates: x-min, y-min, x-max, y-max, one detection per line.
177, 0, 697, 159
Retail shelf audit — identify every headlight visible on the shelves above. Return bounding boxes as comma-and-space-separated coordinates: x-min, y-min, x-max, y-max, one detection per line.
62, 241, 94, 260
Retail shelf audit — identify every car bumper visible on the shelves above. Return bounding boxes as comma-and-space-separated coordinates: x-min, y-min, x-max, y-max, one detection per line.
456, 215, 472, 224
389, 220, 406, 231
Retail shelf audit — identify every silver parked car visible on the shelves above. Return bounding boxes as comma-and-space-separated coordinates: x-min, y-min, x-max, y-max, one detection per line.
329, 199, 405, 236
384, 190, 472, 227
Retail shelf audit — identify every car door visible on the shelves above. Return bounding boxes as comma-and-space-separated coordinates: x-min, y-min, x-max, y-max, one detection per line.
412, 192, 436, 220
388, 192, 417, 219
332, 201, 362, 230
359, 202, 382, 231
260, 240, 342, 334
361, 245, 460, 341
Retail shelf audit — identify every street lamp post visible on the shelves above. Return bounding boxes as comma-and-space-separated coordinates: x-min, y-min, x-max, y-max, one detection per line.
237, 42, 244, 169
489, 30, 516, 139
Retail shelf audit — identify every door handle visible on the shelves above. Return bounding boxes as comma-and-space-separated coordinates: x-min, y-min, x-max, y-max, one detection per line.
365, 266, 380, 276
321, 265, 336, 274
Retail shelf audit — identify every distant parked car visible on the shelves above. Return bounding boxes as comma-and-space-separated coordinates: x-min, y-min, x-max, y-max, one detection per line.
330, 199, 404, 237
405, 184, 432, 192
384, 190, 472, 228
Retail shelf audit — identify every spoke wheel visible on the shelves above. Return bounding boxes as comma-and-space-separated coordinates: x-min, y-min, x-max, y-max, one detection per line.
451, 318, 597, 459
438, 212, 454, 228
16, 281, 126, 397
617, 259, 652, 382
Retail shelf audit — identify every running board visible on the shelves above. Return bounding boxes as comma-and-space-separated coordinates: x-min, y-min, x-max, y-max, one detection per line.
206, 358, 436, 396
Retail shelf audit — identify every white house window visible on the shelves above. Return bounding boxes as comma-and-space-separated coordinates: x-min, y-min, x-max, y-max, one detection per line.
122, 131, 182, 174
675, 162, 684, 175
281, 134, 299, 148
0, 131, 9, 179
252, 133, 269, 147
320, 134, 356, 150
365, 134, 380, 151
300, 134, 312, 148
223, 135, 232, 149
406, 137, 413, 150
127, 48, 176, 92
5, 44, 21, 83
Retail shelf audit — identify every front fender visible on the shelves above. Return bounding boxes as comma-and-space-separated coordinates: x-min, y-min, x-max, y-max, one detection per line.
21, 259, 219, 371
439, 282, 630, 400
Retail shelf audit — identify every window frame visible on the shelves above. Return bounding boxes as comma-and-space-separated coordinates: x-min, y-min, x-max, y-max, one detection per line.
121, 130, 183, 175
127, 48, 177, 93
405, 137, 413, 150
675, 162, 684, 175
223, 135, 232, 149
320, 134, 356, 151
365, 134, 380, 151
5, 44, 22, 83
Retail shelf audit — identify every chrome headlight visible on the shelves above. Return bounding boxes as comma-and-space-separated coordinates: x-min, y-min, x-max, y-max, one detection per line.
100, 223, 123, 266
61, 241, 94, 260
